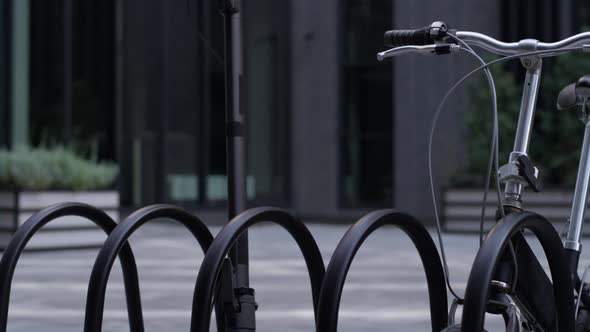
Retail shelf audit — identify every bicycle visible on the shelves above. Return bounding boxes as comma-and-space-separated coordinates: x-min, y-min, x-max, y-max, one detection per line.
377, 22, 590, 331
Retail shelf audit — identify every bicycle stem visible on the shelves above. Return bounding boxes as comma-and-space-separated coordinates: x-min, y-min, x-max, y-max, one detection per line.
501, 58, 543, 208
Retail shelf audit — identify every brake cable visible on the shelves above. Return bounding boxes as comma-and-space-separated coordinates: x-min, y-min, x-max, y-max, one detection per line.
427, 38, 500, 302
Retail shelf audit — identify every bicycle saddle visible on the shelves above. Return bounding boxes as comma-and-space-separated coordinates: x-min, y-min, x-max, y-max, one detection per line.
557, 75, 590, 110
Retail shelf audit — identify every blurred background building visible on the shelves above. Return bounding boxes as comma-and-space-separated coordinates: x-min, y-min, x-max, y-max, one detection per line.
0, 0, 586, 223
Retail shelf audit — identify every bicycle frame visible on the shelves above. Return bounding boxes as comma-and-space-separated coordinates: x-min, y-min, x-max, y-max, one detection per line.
565, 115, 590, 253
497, 38, 590, 286
476, 39, 590, 331
455, 33, 590, 257
379, 24, 590, 330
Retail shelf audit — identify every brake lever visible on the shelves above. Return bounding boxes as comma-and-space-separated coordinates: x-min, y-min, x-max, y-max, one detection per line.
377, 44, 461, 61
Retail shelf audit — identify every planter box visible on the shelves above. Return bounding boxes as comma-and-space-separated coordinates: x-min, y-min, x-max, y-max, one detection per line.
443, 189, 586, 233
0, 191, 119, 250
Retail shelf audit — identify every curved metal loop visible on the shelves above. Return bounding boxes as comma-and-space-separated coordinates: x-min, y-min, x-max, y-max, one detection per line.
0, 202, 144, 332
190, 206, 326, 332
83, 204, 214, 332
316, 209, 448, 332
461, 212, 574, 332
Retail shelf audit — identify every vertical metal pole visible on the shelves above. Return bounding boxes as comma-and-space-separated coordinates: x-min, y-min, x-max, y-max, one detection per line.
221, 0, 249, 286
63, 0, 72, 145
220, 1, 257, 331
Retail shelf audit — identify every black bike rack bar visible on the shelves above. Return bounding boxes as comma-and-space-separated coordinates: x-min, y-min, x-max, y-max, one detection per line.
461, 211, 574, 332
316, 209, 448, 332
190, 206, 326, 331
0, 202, 144, 332
83, 204, 215, 332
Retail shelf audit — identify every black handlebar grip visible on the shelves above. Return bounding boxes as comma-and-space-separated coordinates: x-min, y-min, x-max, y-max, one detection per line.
384, 27, 433, 47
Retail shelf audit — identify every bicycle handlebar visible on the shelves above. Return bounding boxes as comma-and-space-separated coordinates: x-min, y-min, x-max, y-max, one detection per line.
455, 31, 590, 56
381, 21, 590, 59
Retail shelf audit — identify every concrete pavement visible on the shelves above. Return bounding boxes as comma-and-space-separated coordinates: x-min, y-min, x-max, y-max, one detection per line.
1, 221, 582, 331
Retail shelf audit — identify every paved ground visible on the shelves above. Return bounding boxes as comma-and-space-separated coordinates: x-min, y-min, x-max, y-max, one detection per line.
1, 221, 587, 331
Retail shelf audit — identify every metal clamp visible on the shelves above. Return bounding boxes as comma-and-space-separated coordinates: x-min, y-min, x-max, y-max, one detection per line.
499, 153, 542, 194
218, 259, 258, 331
518, 39, 540, 68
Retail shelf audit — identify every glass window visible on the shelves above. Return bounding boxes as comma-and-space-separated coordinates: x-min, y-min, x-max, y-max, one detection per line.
579, 0, 590, 29
120, 0, 204, 206
119, 0, 289, 207
244, 0, 290, 206
0, 0, 9, 146
29, 1, 65, 146
26, 0, 289, 207
340, 0, 393, 207
29, 0, 115, 159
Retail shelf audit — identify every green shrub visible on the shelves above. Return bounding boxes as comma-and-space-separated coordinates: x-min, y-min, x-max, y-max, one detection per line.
452, 52, 590, 188
0, 146, 118, 191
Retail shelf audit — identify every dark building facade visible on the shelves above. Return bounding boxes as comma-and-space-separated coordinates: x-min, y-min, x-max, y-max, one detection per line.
0, 0, 582, 223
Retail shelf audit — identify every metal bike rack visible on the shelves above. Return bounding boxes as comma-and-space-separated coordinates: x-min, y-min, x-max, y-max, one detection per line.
0, 10, 462, 332
0, 202, 449, 331
316, 209, 448, 332
191, 207, 326, 331
461, 212, 574, 332
0, 202, 144, 332
83, 204, 215, 332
